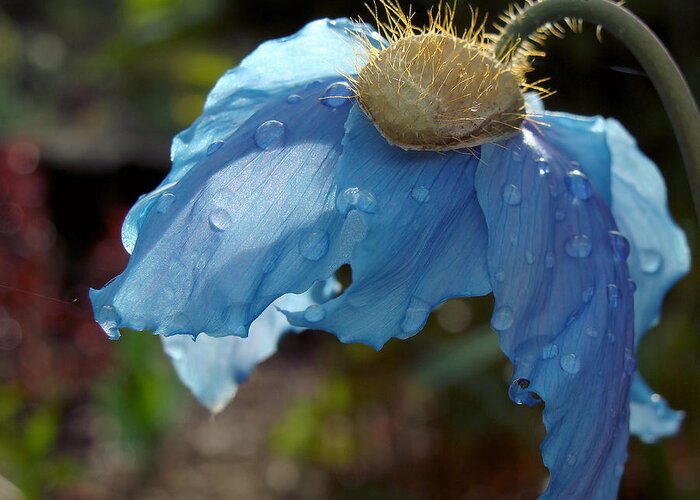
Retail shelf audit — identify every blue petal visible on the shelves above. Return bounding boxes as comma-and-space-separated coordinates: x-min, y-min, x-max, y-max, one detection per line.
285, 106, 491, 348
121, 18, 382, 252
629, 375, 684, 444
91, 79, 365, 339
476, 126, 635, 498
162, 279, 339, 413
539, 112, 689, 442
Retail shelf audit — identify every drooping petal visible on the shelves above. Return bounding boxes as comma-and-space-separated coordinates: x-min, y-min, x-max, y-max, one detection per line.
285, 106, 491, 348
91, 79, 365, 339
476, 125, 635, 499
162, 279, 339, 413
121, 18, 382, 252
539, 112, 689, 442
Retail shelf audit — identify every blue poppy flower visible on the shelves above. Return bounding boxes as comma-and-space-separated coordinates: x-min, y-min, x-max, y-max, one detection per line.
90, 17, 689, 499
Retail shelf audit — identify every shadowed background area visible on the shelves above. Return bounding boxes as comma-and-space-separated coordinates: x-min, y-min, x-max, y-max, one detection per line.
0, 0, 698, 498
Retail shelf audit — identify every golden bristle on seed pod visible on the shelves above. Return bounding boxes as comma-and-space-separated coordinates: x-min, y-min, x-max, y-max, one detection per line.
347, 1, 544, 152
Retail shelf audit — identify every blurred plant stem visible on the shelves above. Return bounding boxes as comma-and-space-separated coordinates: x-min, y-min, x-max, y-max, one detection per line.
496, 0, 700, 224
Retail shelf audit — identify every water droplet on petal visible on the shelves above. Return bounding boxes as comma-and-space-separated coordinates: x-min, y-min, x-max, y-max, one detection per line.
501, 184, 522, 205
554, 209, 566, 221
536, 157, 550, 175
545, 251, 555, 268
322, 81, 354, 107
607, 284, 620, 308
491, 306, 514, 331
541, 344, 559, 359
566, 453, 577, 466
508, 378, 536, 405
155, 193, 175, 214
287, 94, 303, 104
400, 297, 431, 334
209, 208, 232, 231
303, 304, 326, 322
254, 120, 286, 149
560, 353, 581, 374
299, 230, 329, 261
585, 326, 599, 338
525, 250, 534, 264
337, 187, 378, 214
609, 231, 630, 262
639, 249, 663, 274
494, 270, 505, 283
206, 141, 224, 156
411, 186, 431, 203
566, 170, 592, 200
565, 234, 592, 258
582, 287, 595, 303
509, 232, 518, 246
98, 305, 120, 339
628, 279, 637, 293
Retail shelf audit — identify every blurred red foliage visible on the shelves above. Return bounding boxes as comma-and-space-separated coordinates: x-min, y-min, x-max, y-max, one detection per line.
0, 140, 128, 397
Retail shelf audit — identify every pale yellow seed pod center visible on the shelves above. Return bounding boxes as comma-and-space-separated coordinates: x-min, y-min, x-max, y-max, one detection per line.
354, 32, 525, 151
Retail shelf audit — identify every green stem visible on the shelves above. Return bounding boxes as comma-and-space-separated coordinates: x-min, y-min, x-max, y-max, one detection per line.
496, 0, 700, 224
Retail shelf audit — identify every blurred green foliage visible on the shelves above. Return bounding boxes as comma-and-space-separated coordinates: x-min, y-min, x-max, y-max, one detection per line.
95, 330, 184, 465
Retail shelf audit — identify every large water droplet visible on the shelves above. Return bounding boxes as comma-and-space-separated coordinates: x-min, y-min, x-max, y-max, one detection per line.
560, 353, 581, 374
155, 193, 175, 214
411, 186, 431, 203
491, 306, 514, 331
299, 230, 329, 261
494, 270, 505, 283
98, 305, 120, 339
206, 141, 224, 156
566, 170, 592, 200
303, 304, 326, 322
609, 231, 630, 262
607, 284, 620, 308
400, 297, 430, 334
508, 378, 537, 405
639, 249, 663, 274
337, 187, 378, 214
209, 208, 232, 231
541, 344, 559, 359
321, 81, 354, 107
565, 234, 592, 258
287, 94, 303, 104
254, 120, 286, 149
501, 184, 522, 205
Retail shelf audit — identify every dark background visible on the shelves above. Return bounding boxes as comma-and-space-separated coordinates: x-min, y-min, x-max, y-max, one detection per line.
0, 0, 698, 498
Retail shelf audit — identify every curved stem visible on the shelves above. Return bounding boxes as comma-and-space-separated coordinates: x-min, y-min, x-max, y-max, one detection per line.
496, 0, 700, 224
